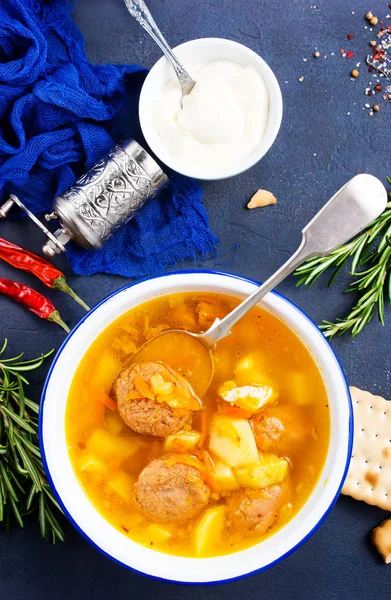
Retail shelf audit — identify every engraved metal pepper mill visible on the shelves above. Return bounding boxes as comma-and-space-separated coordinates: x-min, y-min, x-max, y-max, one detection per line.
0, 139, 168, 257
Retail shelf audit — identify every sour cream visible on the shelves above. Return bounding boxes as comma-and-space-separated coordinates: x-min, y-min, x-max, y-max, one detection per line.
154, 60, 269, 173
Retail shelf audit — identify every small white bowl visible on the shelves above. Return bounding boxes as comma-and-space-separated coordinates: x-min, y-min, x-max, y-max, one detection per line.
40, 271, 352, 584
139, 38, 283, 180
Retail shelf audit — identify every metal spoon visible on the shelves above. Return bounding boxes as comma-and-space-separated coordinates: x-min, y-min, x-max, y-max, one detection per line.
135, 174, 387, 395
123, 0, 196, 99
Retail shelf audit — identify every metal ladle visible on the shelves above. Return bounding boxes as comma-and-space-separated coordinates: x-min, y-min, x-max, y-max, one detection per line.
135, 174, 388, 396
124, 0, 196, 100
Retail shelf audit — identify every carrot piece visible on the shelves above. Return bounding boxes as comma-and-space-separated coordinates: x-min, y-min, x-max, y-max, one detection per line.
218, 407, 253, 419
198, 410, 210, 447
98, 393, 117, 411
134, 375, 155, 400
201, 450, 220, 493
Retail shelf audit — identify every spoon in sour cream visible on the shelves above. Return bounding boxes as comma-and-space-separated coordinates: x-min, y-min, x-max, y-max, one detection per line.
134, 175, 387, 397
123, 0, 196, 101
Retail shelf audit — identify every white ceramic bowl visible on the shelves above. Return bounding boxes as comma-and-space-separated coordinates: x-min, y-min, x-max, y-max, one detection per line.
139, 38, 283, 180
40, 271, 352, 584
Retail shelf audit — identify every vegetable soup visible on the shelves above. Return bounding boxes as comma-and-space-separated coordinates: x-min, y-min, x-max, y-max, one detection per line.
66, 292, 330, 558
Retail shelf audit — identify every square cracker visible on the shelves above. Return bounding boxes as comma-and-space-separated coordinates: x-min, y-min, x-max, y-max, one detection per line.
341, 386, 391, 510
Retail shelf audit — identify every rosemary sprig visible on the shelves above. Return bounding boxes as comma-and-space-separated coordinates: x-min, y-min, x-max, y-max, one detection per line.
295, 182, 391, 338
0, 339, 64, 542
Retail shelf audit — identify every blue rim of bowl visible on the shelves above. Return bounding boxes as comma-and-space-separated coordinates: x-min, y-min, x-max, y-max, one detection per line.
39, 269, 353, 586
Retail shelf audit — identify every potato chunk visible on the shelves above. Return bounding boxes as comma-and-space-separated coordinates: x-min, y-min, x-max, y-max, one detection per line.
285, 371, 311, 405
107, 471, 134, 502
87, 429, 143, 459
164, 430, 201, 452
90, 351, 122, 393
235, 454, 288, 489
214, 461, 240, 492
78, 453, 107, 475
193, 506, 226, 556
234, 354, 277, 390
104, 410, 126, 435
209, 416, 259, 468
145, 523, 173, 545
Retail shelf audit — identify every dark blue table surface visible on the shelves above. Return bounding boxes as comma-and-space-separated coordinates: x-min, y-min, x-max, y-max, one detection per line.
1, 1, 390, 598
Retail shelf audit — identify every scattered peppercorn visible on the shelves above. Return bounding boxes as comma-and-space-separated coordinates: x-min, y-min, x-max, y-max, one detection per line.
370, 40, 377, 46
347, 33, 354, 40
370, 16, 379, 25
373, 104, 380, 111
351, 69, 359, 77
375, 84, 383, 92
314, 51, 320, 58
365, 11, 373, 20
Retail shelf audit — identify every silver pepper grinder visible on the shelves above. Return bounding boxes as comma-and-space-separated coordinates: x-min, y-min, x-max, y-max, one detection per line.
0, 139, 168, 258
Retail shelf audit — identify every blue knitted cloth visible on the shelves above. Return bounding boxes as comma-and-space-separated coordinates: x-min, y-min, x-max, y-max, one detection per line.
0, 0, 218, 277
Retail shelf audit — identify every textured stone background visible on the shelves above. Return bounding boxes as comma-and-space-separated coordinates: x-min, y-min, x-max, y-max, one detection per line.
0, 0, 390, 598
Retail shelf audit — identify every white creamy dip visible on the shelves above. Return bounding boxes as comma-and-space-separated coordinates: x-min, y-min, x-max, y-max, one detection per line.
154, 60, 269, 173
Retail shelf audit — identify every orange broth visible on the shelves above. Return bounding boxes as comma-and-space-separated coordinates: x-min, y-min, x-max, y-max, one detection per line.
66, 292, 330, 557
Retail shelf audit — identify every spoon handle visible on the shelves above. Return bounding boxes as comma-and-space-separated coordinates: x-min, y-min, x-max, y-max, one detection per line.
200, 174, 387, 348
123, 0, 194, 91
200, 242, 309, 347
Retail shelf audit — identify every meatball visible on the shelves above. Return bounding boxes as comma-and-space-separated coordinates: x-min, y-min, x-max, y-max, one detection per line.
134, 456, 211, 522
250, 405, 310, 454
112, 361, 193, 437
226, 485, 283, 537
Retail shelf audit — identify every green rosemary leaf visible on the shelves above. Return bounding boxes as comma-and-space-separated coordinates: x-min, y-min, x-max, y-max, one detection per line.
9, 494, 24, 528
351, 234, 370, 274
8, 467, 27, 495
378, 287, 385, 325
1, 405, 36, 434
0, 462, 18, 502
43, 485, 63, 514
13, 438, 41, 490
44, 504, 65, 543
0, 341, 64, 542
0, 339, 8, 356
23, 397, 39, 415
26, 483, 37, 511
15, 374, 25, 418
19, 435, 41, 458
328, 261, 346, 287
39, 492, 47, 538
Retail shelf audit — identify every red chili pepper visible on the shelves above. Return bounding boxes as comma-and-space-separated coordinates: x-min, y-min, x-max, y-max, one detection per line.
0, 277, 69, 332
347, 33, 354, 40
0, 238, 89, 310
346, 51, 354, 59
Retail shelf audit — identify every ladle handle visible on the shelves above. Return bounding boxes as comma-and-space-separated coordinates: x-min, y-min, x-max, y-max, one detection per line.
201, 240, 310, 347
